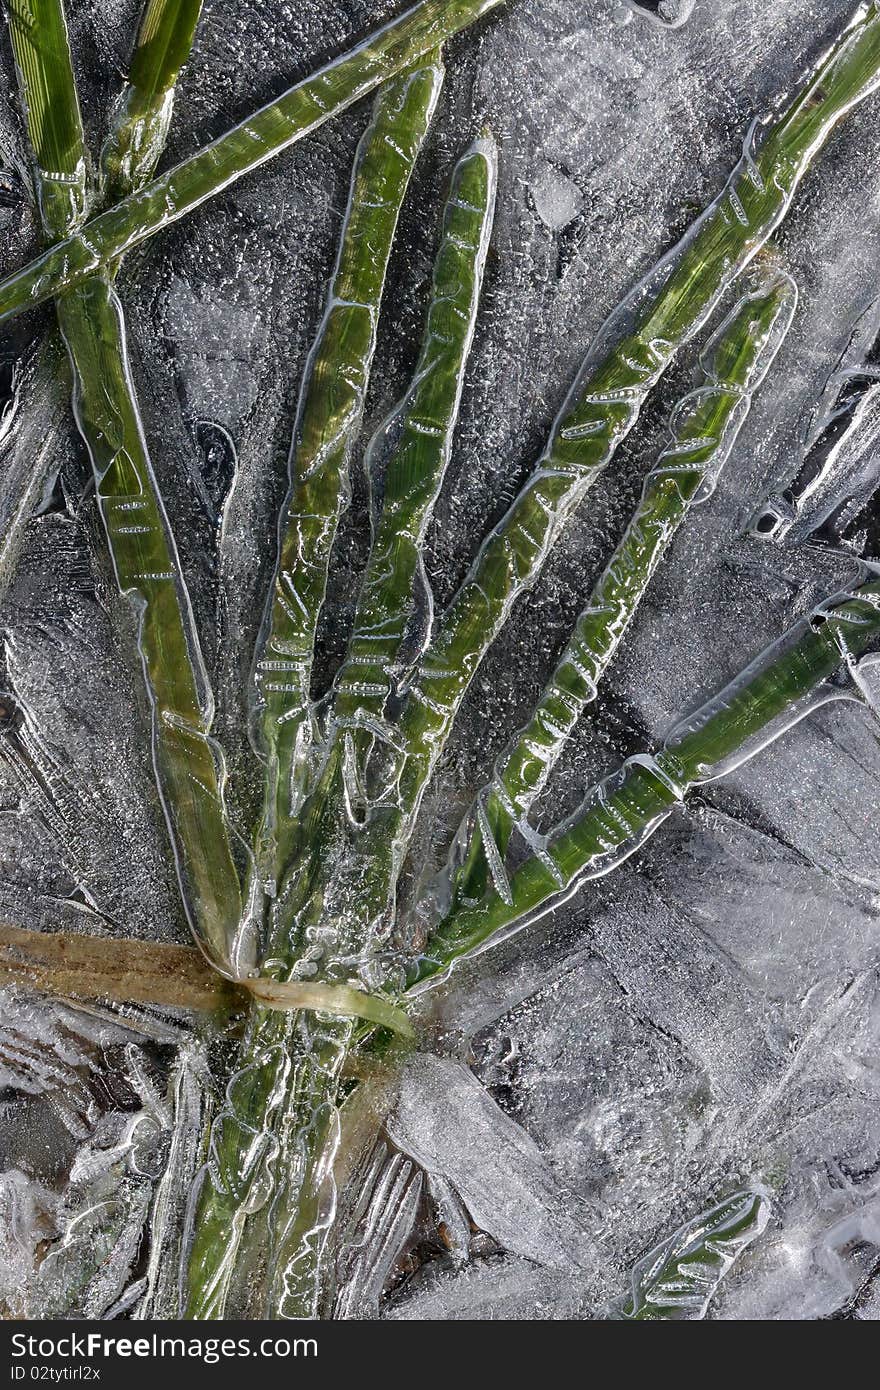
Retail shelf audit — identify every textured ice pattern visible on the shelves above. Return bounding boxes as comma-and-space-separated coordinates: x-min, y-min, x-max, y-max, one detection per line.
2, 0, 880, 1320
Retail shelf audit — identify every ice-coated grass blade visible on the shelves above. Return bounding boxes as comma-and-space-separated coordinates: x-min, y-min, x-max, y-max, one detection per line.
187, 61, 449, 1322
57, 282, 245, 967
254, 57, 444, 872
417, 576, 880, 979
332, 134, 497, 749
621, 1188, 771, 1320
8, 0, 244, 969
394, 2, 880, 823
454, 262, 797, 904
0, 0, 505, 320
183, 1007, 355, 1319
101, 0, 204, 200
5, 0, 89, 237
0, 1, 204, 599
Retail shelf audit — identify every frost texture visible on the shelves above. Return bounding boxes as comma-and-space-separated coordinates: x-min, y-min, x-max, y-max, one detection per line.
2, 0, 880, 1320
0, 991, 192, 1317
386, 1053, 597, 1271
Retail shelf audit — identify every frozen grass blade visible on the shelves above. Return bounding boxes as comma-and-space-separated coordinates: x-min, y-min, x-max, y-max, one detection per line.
0, 1, 204, 598
56, 284, 245, 967
332, 134, 497, 765
184, 1006, 356, 1319
7, 0, 243, 969
186, 60, 448, 1324
0, 0, 505, 321
621, 1188, 771, 1320
417, 577, 880, 979
0, 921, 237, 1011
255, 57, 444, 871
454, 263, 797, 904
394, 2, 880, 822
5, 0, 89, 237
102, 0, 204, 200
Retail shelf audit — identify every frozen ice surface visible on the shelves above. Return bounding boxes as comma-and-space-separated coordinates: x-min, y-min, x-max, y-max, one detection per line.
2, 0, 880, 1318
334, 1141, 425, 1319
386, 1053, 598, 1272
0, 992, 188, 1316
623, 4, 698, 31
385, 1253, 588, 1319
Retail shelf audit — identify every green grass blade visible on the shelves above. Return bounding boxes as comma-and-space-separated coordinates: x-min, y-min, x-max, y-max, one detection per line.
394, 3, 880, 825
102, 0, 204, 199
188, 61, 449, 1317
56, 280, 245, 967
0, 2, 203, 602
0, 0, 504, 320
255, 58, 444, 873
417, 577, 880, 979
5, 0, 89, 236
189, 126, 497, 1297
455, 262, 797, 903
8, 0, 243, 967
331, 134, 497, 768
621, 1188, 770, 1320
184, 1008, 354, 1319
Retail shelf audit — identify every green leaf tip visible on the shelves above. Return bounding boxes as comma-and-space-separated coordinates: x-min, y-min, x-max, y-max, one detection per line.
102, 0, 206, 199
